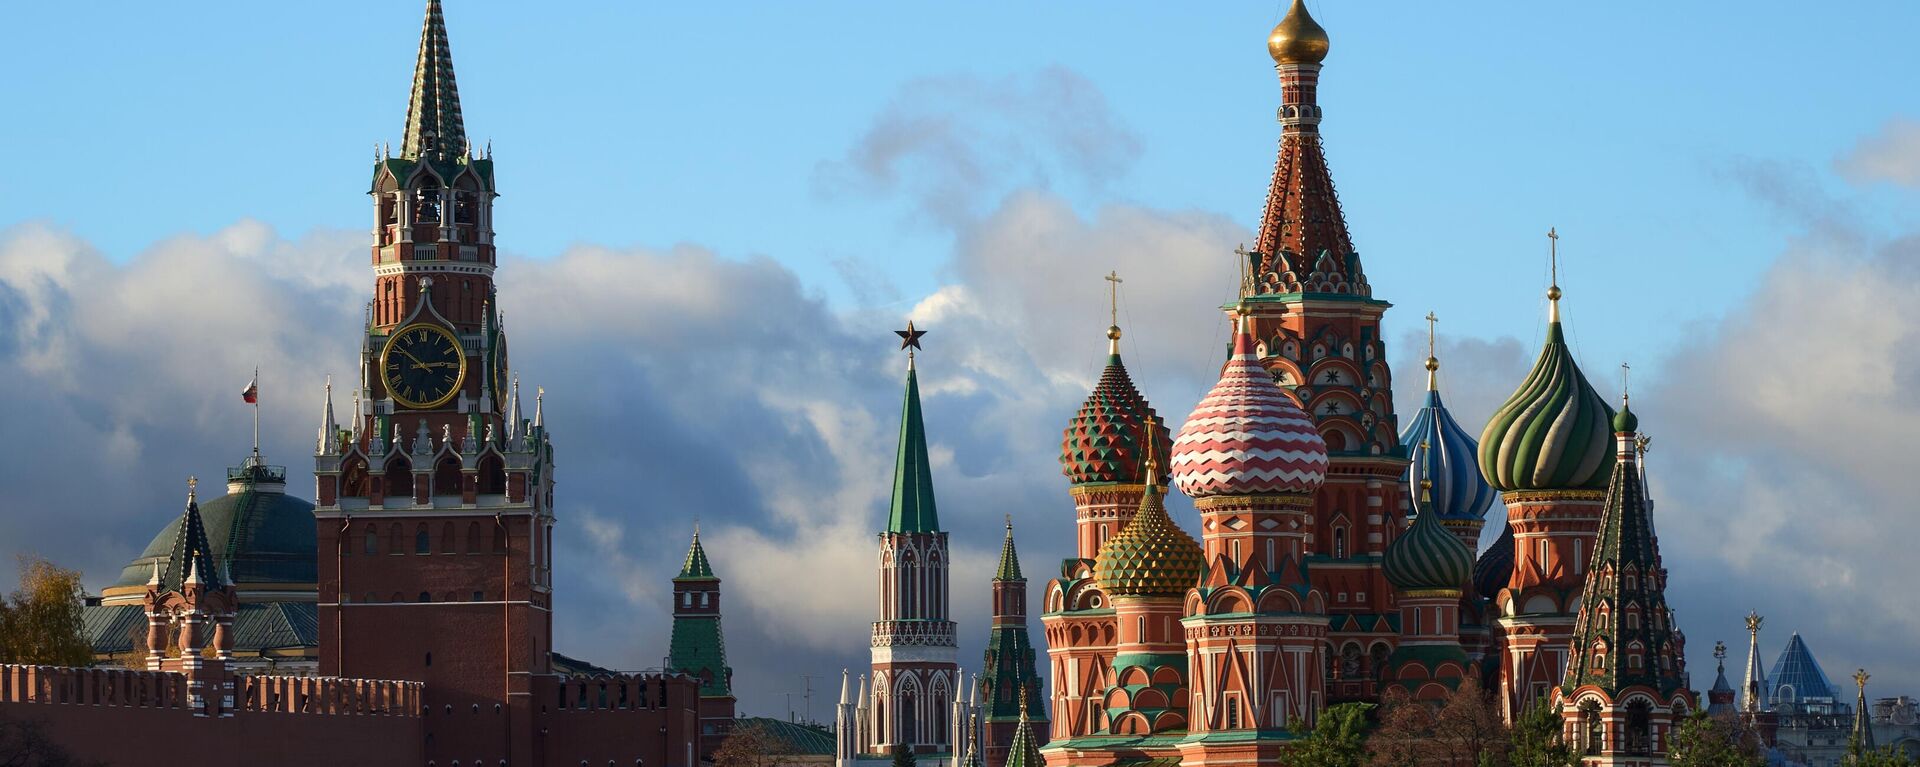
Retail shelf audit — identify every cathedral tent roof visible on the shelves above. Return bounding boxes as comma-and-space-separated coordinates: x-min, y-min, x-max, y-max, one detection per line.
887, 361, 940, 534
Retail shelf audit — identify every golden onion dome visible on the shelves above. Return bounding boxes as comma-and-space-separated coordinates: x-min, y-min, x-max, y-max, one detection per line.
1268, 0, 1331, 65
1093, 483, 1205, 599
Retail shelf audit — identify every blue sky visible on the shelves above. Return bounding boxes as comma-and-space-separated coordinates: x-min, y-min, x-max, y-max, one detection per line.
4, 1, 1920, 715
6, 1, 1919, 367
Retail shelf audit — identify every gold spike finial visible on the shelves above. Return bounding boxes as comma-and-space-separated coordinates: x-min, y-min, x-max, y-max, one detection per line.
1546, 228, 1563, 322
1424, 311, 1439, 390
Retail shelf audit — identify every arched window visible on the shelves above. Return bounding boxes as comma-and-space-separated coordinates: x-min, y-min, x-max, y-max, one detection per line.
1333, 527, 1347, 559
415, 524, 431, 554
478, 454, 506, 494
434, 456, 462, 497
364, 526, 379, 555
1626, 701, 1652, 755
385, 459, 413, 501
1227, 697, 1241, 729
466, 522, 481, 554
389, 523, 404, 554
1581, 701, 1603, 755
440, 522, 456, 553
418, 592, 432, 603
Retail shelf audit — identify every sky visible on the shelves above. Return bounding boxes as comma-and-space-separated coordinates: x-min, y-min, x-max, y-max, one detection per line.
3, 1, 1920, 719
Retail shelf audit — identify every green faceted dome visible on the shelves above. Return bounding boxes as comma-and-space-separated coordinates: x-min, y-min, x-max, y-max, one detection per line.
105, 461, 316, 600
1479, 322, 1616, 492
1094, 484, 1205, 599
1383, 498, 1474, 593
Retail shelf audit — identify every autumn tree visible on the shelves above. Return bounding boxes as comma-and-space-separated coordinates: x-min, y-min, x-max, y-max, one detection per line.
713, 722, 782, 767
1285, 702, 1375, 767
1367, 688, 1433, 767
1433, 678, 1509, 767
1667, 710, 1764, 767
0, 556, 93, 667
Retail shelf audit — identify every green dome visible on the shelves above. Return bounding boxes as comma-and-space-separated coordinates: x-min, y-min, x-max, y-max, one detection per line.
1478, 322, 1616, 492
1093, 484, 1205, 599
1383, 499, 1474, 592
109, 461, 316, 594
1612, 399, 1639, 434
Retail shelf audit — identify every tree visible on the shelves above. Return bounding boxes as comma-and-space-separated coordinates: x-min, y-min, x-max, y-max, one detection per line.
0, 556, 93, 667
1432, 679, 1509, 767
1849, 737, 1920, 767
1284, 702, 1375, 767
891, 744, 916, 767
1669, 710, 1764, 767
1367, 689, 1433, 767
713, 722, 781, 767
1508, 701, 1577, 767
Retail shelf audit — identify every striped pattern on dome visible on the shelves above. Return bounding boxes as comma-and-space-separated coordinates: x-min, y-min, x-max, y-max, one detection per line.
1093, 484, 1205, 599
1478, 322, 1615, 491
1061, 351, 1169, 486
1401, 389, 1497, 523
1383, 501, 1474, 592
1171, 322, 1328, 497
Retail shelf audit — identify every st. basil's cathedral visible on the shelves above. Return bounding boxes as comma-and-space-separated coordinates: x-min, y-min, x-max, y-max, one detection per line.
828, 3, 1695, 767
3, 2, 1710, 767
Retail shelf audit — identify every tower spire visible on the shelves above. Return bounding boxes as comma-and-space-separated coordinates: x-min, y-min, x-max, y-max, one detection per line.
402, 0, 467, 160
1251, 0, 1363, 297
888, 323, 938, 533
1742, 611, 1768, 714
319, 375, 338, 454
1853, 669, 1876, 752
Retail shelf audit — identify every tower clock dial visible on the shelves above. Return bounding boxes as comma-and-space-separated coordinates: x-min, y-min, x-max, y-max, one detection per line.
380, 322, 468, 409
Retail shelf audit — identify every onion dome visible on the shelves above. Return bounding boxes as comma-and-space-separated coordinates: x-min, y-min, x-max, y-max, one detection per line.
1171, 314, 1328, 498
1268, 0, 1331, 65
1060, 326, 1170, 486
1613, 397, 1639, 434
1383, 484, 1475, 593
1094, 478, 1205, 599
1471, 522, 1514, 601
1401, 352, 1497, 523
1478, 287, 1615, 492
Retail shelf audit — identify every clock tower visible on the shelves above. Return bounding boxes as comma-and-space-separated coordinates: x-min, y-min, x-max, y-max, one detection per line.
311, 1, 557, 763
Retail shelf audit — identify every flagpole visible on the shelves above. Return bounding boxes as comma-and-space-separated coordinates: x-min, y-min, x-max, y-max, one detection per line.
252, 366, 260, 459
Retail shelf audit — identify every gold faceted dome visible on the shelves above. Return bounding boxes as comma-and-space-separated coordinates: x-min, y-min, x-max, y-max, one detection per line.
1094, 484, 1205, 599
1268, 0, 1331, 65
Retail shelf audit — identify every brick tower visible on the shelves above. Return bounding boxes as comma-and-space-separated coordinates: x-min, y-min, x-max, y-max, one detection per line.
1479, 246, 1616, 720
1232, 0, 1408, 700
866, 325, 960, 757
1555, 398, 1695, 765
669, 528, 736, 755
312, 1, 557, 762
979, 521, 1046, 767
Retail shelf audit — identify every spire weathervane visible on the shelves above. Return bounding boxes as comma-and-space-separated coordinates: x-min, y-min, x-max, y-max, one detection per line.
895, 321, 927, 370
1424, 311, 1439, 390
1855, 668, 1870, 690
1547, 227, 1563, 322
187, 475, 198, 503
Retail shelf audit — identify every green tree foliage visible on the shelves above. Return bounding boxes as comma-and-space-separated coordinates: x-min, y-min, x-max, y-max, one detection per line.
1508, 701, 1577, 767
1849, 736, 1920, 767
0, 556, 93, 667
891, 744, 916, 767
1285, 702, 1376, 767
1669, 710, 1764, 767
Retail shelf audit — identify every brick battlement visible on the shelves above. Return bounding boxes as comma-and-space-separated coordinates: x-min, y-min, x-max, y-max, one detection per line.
1, 665, 187, 709
548, 672, 696, 713
236, 673, 423, 717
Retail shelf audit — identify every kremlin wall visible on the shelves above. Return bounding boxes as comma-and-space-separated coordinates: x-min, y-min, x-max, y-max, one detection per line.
7, 2, 1905, 766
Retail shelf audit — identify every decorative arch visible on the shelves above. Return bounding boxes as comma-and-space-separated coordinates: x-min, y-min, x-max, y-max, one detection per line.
478, 453, 506, 495
384, 456, 414, 501
433, 455, 462, 496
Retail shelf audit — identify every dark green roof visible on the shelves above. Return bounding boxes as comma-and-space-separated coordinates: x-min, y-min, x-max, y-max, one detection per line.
85, 601, 316, 655
678, 531, 716, 580
113, 464, 316, 590
888, 367, 940, 533
402, 0, 466, 160
551, 651, 620, 677
668, 608, 731, 698
994, 523, 1023, 582
735, 718, 835, 756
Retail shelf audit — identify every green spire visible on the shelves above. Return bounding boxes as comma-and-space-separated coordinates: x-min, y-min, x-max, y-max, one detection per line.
994, 519, 1023, 581
402, 0, 467, 159
887, 362, 940, 533
1004, 697, 1045, 767
677, 528, 715, 580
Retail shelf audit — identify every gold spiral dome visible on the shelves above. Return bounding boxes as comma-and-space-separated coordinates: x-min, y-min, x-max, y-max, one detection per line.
1268, 0, 1331, 65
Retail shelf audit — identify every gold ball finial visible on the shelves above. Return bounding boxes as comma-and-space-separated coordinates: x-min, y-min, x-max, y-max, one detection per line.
1268, 0, 1331, 65
1107, 325, 1122, 341
1547, 285, 1562, 302
1425, 356, 1439, 372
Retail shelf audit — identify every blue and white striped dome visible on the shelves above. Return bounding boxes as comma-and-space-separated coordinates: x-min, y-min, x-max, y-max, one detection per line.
1401, 388, 1497, 524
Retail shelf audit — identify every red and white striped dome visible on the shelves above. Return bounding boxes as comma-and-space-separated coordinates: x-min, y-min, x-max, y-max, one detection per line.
1171, 319, 1329, 497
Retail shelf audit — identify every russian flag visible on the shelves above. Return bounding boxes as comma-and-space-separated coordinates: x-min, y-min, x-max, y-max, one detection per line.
241, 370, 258, 404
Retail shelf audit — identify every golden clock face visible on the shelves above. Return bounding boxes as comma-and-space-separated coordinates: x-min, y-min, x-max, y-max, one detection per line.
380, 323, 468, 409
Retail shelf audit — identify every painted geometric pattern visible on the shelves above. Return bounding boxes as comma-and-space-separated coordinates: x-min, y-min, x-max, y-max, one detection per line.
1094, 486, 1205, 599
1250, 132, 1369, 297
1561, 433, 1687, 699
1171, 326, 1328, 498
1061, 353, 1169, 486
1401, 389, 1497, 523
1479, 321, 1615, 491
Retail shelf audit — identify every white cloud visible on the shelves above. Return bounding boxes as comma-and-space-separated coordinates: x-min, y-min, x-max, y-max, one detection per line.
1838, 118, 1920, 187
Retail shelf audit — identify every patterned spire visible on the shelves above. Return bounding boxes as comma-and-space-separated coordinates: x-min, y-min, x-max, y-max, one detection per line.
1059, 330, 1169, 486
1853, 669, 1875, 752
994, 519, 1023, 582
1560, 404, 1686, 698
1383, 481, 1474, 593
401, 0, 467, 160
164, 477, 226, 592
318, 375, 338, 454
1002, 697, 1045, 767
1171, 312, 1328, 497
1742, 612, 1769, 713
678, 527, 715, 580
887, 354, 940, 533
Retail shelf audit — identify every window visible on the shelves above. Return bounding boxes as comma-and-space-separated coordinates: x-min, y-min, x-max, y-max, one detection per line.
1626, 701, 1652, 755
1581, 702, 1602, 755
1231, 540, 1241, 564
1226, 697, 1241, 729
473, 590, 484, 601
419, 592, 432, 603
416, 525, 431, 554
1538, 539, 1550, 570
390, 523, 403, 554
1333, 527, 1347, 559
1573, 539, 1584, 574
364, 527, 378, 555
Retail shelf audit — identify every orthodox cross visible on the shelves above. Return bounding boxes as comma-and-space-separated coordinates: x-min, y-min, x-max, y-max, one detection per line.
1104, 271, 1123, 328
1547, 227, 1560, 287
1621, 362, 1632, 400
1425, 312, 1438, 358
